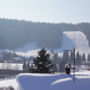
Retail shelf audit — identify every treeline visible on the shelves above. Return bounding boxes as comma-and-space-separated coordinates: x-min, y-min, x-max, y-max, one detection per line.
53, 50, 90, 72
0, 18, 90, 49
28, 48, 90, 73
0, 19, 62, 49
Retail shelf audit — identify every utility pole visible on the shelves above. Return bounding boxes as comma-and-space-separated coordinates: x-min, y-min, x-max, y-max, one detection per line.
72, 48, 75, 82
73, 32, 76, 82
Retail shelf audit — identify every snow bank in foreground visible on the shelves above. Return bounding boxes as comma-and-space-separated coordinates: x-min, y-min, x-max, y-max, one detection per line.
0, 79, 17, 90
17, 71, 90, 90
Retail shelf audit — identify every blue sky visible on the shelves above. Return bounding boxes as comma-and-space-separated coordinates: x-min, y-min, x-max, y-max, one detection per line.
0, 0, 90, 23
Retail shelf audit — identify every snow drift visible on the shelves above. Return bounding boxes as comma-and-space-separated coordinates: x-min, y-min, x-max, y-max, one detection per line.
0, 79, 17, 90
17, 71, 90, 90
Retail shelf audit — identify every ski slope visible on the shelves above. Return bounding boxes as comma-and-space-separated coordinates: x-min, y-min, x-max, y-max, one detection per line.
60, 31, 90, 56
17, 71, 90, 90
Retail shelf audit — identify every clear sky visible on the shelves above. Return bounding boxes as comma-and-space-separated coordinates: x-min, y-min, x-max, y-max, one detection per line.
0, 0, 90, 23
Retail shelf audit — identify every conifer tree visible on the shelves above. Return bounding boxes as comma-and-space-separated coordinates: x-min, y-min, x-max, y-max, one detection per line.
87, 54, 90, 61
82, 53, 86, 63
69, 51, 74, 64
32, 48, 54, 73
59, 50, 69, 72
53, 52, 61, 72
76, 52, 82, 65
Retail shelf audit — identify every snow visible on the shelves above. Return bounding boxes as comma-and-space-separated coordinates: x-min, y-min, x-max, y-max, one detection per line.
17, 73, 61, 90
17, 71, 90, 90
15, 42, 40, 57
51, 71, 90, 90
0, 78, 17, 90
0, 31, 90, 90
0, 31, 89, 58
59, 31, 90, 57
16, 49, 39, 57
16, 42, 39, 52
15, 42, 54, 58
0, 42, 40, 58
0, 63, 23, 70
15, 31, 90, 58
0, 71, 90, 90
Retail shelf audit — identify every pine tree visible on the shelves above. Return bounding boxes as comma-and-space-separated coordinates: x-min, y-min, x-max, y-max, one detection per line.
53, 52, 61, 72
32, 48, 54, 73
76, 52, 82, 65
62, 50, 69, 64
82, 53, 86, 63
87, 54, 90, 61
59, 50, 69, 72
69, 51, 74, 64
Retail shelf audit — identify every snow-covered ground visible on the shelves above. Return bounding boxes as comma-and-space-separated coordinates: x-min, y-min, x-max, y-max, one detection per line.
0, 31, 90, 90
59, 31, 90, 56
0, 78, 17, 90
15, 42, 55, 58
0, 71, 90, 90
17, 71, 90, 90
0, 31, 89, 58
15, 31, 90, 58
15, 42, 39, 57
0, 63, 23, 70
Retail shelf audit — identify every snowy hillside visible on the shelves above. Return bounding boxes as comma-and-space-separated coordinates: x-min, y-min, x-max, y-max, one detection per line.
60, 31, 90, 56
15, 42, 54, 57
17, 71, 90, 90
1, 31, 89, 58
14, 31, 90, 58
0, 78, 17, 90
15, 42, 40, 57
